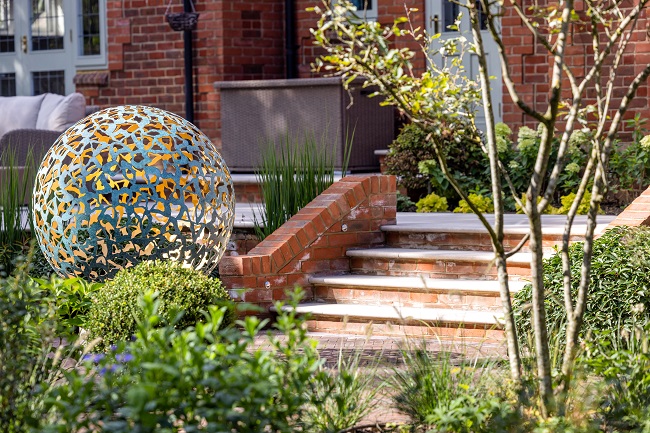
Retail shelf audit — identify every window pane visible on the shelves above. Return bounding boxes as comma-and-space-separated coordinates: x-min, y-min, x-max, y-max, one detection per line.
32, 70, 64, 95
0, 72, 16, 96
31, 0, 64, 51
443, 0, 459, 32
79, 0, 101, 56
0, 0, 14, 53
350, 0, 373, 10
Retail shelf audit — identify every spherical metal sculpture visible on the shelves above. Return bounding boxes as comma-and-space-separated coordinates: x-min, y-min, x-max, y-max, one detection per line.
32, 105, 235, 281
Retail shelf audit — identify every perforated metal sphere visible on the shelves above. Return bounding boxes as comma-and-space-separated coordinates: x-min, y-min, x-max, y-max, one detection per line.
32, 105, 235, 281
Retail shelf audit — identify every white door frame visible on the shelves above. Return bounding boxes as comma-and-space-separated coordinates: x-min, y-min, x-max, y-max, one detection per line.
425, 0, 503, 128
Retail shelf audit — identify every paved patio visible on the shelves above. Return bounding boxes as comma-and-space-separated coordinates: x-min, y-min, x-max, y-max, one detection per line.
235, 204, 617, 233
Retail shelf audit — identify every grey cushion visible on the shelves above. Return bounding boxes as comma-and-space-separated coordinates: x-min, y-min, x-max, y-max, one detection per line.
36, 92, 86, 131
0, 94, 46, 137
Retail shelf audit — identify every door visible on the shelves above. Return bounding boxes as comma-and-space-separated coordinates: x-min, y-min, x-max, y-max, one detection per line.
425, 0, 502, 130
0, 0, 75, 96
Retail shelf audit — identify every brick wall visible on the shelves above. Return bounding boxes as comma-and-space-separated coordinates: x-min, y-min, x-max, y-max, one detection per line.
76, 0, 285, 148
295, 0, 427, 78
219, 175, 397, 310
500, 1, 650, 136
78, 1, 648, 151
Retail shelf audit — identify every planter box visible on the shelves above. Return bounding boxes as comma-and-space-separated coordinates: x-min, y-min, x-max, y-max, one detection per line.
214, 77, 394, 172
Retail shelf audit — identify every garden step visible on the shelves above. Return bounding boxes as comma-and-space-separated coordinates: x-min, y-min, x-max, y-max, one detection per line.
276, 303, 505, 342
347, 247, 540, 279
310, 274, 526, 311
381, 213, 616, 252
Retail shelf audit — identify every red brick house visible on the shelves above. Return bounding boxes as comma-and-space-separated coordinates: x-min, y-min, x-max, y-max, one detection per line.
1, 0, 648, 152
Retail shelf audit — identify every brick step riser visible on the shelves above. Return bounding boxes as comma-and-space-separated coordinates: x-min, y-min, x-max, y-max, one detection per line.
313, 285, 504, 312
304, 318, 505, 343
350, 257, 532, 279
385, 231, 583, 253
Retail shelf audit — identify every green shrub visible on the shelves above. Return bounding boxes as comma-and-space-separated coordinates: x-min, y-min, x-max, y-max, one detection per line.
385, 123, 487, 207
555, 191, 601, 215
416, 192, 449, 212
36, 275, 103, 336
384, 123, 436, 191
453, 193, 494, 213
513, 226, 650, 341
40, 289, 321, 433
582, 323, 650, 430
397, 192, 416, 212
0, 254, 89, 432
86, 260, 233, 350
514, 194, 560, 215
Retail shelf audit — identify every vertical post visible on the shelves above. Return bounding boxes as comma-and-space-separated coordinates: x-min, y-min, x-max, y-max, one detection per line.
284, 0, 296, 79
183, 0, 195, 123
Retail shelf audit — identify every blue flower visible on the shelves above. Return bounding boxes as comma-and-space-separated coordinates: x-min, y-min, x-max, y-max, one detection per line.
82, 353, 105, 363
116, 353, 134, 363
99, 364, 118, 375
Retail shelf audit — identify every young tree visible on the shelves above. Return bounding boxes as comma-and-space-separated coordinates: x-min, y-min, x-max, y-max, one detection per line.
311, 0, 650, 416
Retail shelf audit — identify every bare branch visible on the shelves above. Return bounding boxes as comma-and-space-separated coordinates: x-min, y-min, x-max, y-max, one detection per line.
484, 2, 547, 122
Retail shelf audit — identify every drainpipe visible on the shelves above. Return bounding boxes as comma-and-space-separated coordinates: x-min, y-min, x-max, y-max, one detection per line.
284, 0, 296, 79
183, 0, 195, 123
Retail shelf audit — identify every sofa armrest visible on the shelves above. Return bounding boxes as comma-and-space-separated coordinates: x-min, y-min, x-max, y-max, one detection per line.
0, 129, 62, 165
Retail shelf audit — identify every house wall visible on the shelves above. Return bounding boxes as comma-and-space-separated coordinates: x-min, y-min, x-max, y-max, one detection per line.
80, 0, 649, 148
75, 0, 285, 148
499, 1, 650, 136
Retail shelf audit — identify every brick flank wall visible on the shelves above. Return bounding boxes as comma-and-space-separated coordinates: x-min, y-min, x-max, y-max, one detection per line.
219, 175, 397, 310
606, 185, 650, 228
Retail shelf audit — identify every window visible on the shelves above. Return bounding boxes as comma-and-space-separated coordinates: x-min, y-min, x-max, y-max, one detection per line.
0, 72, 16, 96
0, 0, 14, 53
31, 0, 64, 51
76, 0, 106, 68
347, 0, 377, 20
32, 70, 64, 95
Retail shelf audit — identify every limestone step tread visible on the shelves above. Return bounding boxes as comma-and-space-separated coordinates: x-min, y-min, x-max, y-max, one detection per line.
309, 274, 527, 293
346, 247, 546, 264
277, 303, 503, 326
381, 213, 615, 236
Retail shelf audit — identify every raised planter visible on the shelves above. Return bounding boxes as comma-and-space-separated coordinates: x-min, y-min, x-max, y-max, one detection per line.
214, 77, 395, 173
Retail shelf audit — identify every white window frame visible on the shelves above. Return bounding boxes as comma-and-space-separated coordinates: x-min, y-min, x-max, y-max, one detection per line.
334, 0, 378, 21
75, 0, 107, 69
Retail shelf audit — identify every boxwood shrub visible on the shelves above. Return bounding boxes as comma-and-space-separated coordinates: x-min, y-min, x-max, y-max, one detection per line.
86, 260, 233, 350
513, 225, 650, 341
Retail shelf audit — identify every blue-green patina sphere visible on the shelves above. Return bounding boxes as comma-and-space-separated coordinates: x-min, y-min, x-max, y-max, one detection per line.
32, 105, 235, 281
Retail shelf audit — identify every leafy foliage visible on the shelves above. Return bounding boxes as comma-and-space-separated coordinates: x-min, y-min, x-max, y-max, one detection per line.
40, 289, 322, 433
513, 226, 650, 340
0, 254, 89, 432
397, 192, 417, 212
304, 350, 384, 433
416, 192, 449, 212
453, 193, 494, 213
254, 133, 350, 240
582, 323, 650, 431
86, 260, 233, 350
389, 342, 517, 431
36, 275, 103, 335
0, 147, 34, 276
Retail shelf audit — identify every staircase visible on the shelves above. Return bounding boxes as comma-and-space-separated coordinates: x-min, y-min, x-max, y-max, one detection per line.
282, 213, 615, 343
